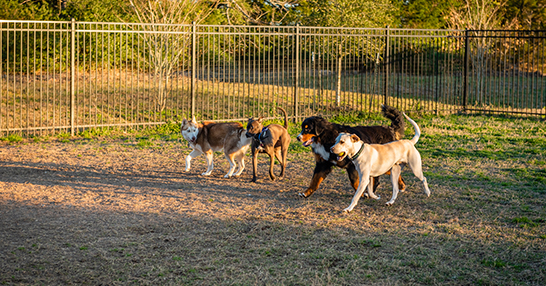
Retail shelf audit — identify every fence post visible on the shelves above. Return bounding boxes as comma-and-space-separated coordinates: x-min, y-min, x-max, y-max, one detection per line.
70, 18, 75, 136
384, 25, 390, 106
191, 22, 196, 119
294, 24, 300, 122
463, 28, 469, 112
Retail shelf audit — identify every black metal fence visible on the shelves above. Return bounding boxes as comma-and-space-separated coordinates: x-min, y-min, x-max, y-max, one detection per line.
0, 20, 544, 135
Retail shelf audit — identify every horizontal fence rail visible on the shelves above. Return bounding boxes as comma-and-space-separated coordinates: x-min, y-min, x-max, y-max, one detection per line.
1, 20, 545, 136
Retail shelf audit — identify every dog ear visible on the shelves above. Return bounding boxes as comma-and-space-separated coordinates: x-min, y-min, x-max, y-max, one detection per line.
258, 116, 264, 123
191, 116, 197, 124
351, 134, 360, 143
314, 123, 323, 136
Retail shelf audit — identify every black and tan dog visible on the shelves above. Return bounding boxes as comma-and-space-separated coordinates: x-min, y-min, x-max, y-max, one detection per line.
296, 105, 406, 198
246, 107, 290, 182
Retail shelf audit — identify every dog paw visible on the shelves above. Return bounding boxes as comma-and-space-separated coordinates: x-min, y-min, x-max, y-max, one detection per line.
298, 192, 308, 198
202, 172, 212, 176
224, 174, 231, 178
342, 208, 352, 213
385, 201, 394, 206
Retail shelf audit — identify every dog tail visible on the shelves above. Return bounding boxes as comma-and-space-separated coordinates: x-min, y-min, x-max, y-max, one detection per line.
381, 104, 406, 140
403, 113, 421, 145
277, 107, 288, 130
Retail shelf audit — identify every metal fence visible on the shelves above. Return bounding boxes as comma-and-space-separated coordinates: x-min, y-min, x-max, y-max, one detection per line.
1, 20, 545, 135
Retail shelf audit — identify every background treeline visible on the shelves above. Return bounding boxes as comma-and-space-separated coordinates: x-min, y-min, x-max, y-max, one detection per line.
1, 0, 545, 30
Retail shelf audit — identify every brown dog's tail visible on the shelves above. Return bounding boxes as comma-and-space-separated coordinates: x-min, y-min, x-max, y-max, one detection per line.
277, 107, 288, 129
381, 104, 406, 140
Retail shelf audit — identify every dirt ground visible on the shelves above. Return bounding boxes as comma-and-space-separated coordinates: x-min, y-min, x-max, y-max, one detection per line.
0, 138, 388, 285
1, 135, 543, 285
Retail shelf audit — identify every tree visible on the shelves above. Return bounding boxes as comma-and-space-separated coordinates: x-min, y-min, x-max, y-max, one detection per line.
0, 0, 55, 20
213, 0, 297, 25
397, 0, 461, 29
291, 0, 395, 28
503, 0, 546, 29
288, 0, 397, 106
447, 0, 513, 105
127, 0, 219, 112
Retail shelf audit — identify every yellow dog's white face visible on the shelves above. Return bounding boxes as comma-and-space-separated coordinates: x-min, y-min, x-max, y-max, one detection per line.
331, 133, 361, 161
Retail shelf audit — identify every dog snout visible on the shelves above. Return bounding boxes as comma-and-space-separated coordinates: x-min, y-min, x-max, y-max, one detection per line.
296, 134, 302, 142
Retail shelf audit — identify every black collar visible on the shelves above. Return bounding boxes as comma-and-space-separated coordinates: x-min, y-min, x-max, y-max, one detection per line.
351, 142, 364, 161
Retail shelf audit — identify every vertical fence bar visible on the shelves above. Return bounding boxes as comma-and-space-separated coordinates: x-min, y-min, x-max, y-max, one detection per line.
294, 24, 300, 122
463, 28, 469, 112
191, 21, 196, 119
70, 19, 75, 136
384, 25, 390, 106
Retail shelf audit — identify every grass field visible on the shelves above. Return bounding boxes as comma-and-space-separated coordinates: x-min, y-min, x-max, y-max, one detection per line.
0, 113, 545, 285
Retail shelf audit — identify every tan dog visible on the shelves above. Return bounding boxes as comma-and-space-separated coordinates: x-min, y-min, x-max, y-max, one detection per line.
331, 113, 431, 212
181, 117, 251, 178
245, 107, 291, 182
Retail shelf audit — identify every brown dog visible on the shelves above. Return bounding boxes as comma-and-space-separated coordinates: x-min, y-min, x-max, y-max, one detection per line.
246, 107, 291, 182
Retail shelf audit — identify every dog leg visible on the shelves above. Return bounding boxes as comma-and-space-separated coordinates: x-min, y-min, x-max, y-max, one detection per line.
344, 176, 370, 213
299, 161, 333, 197
202, 151, 214, 176
386, 164, 402, 205
366, 176, 380, 200
251, 146, 259, 182
347, 163, 360, 191
347, 164, 381, 199
280, 145, 289, 179
267, 150, 277, 181
274, 148, 286, 179
224, 153, 237, 178
408, 155, 431, 197
233, 151, 245, 177
385, 169, 405, 192
185, 149, 203, 172
397, 165, 407, 192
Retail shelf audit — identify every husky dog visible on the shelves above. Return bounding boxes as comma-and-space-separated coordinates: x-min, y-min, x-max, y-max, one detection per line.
181, 117, 251, 178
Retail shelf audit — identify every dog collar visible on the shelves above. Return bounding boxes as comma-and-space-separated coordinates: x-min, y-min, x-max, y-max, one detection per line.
351, 142, 364, 161
259, 127, 269, 142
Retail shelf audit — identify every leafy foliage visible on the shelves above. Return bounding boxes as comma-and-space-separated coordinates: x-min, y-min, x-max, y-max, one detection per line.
5, 0, 546, 30
290, 0, 397, 28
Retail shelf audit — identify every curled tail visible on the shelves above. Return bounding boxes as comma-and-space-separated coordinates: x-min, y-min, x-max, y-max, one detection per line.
381, 104, 406, 140
277, 107, 288, 129
403, 113, 421, 145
